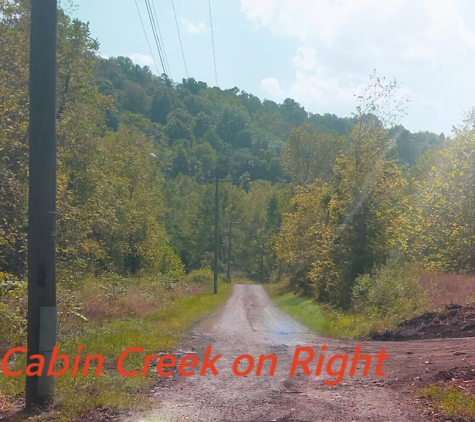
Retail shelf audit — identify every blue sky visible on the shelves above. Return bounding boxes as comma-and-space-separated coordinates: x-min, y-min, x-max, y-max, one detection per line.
71, 0, 475, 136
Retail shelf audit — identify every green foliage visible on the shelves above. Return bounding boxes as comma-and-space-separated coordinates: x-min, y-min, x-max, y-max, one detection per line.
0, 273, 26, 353
409, 117, 475, 273
183, 267, 214, 285
5, 2, 471, 416
0, 278, 232, 421
276, 72, 411, 307
351, 258, 429, 321
389, 125, 444, 166
308, 113, 358, 135
275, 183, 334, 297
280, 98, 307, 127
265, 281, 390, 339
216, 107, 252, 149
420, 384, 475, 419
56, 124, 183, 279
1, 0, 471, 374
280, 122, 343, 185
0, 1, 183, 287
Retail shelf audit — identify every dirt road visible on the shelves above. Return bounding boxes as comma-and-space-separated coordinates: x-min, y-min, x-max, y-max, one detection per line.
130, 284, 475, 422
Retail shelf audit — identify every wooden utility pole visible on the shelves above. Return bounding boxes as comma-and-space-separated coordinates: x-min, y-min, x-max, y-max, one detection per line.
26, 0, 58, 408
227, 221, 237, 282
213, 169, 219, 294
227, 221, 232, 282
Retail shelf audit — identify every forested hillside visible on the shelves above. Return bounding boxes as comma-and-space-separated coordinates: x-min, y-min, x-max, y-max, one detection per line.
3, 0, 473, 321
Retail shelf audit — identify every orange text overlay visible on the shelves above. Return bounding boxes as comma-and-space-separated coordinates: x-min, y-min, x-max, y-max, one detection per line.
1, 345, 389, 386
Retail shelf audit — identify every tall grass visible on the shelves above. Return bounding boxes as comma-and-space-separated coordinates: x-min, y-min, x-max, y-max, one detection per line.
418, 272, 475, 308
420, 384, 475, 418
0, 276, 231, 421
266, 259, 475, 339
266, 282, 389, 339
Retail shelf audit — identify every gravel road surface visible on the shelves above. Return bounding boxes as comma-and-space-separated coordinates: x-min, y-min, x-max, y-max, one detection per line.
129, 284, 475, 422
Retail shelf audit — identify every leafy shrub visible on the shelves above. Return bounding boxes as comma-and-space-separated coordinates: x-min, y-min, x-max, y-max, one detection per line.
155, 245, 185, 281
183, 267, 214, 285
351, 258, 429, 322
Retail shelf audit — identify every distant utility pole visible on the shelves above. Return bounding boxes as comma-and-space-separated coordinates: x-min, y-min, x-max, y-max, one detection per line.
26, 0, 58, 408
227, 221, 237, 282
214, 169, 219, 294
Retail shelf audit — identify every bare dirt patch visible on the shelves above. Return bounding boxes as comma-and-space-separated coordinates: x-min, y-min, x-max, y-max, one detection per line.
434, 366, 475, 387
369, 303, 475, 341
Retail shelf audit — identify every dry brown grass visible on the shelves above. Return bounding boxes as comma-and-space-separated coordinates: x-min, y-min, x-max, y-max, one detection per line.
47, 276, 203, 344
0, 277, 233, 422
81, 294, 135, 319
418, 272, 475, 309
75, 280, 195, 322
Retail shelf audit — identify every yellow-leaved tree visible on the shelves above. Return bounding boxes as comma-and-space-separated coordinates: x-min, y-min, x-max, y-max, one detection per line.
276, 72, 411, 307
410, 109, 475, 273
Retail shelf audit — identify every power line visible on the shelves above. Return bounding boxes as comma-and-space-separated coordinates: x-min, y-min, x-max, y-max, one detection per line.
144, 0, 170, 78
134, 0, 161, 76
142, 0, 178, 111
170, 0, 189, 78
150, 0, 172, 77
144, 0, 167, 76
226, 221, 238, 282
207, 0, 220, 116
208, 0, 218, 88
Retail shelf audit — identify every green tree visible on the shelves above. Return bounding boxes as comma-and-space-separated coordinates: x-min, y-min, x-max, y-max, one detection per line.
216, 107, 252, 149
275, 72, 410, 306
280, 122, 343, 185
410, 114, 475, 273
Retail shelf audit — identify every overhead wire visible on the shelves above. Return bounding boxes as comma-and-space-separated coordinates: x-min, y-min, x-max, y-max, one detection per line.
142, 0, 179, 111
144, 0, 170, 78
138, 0, 221, 113
170, 0, 189, 79
208, 0, 221, 117
150, 0, 172, 77
134, 0, 161, 76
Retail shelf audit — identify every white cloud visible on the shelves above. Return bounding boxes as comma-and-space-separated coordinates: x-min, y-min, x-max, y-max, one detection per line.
129, 53, 155, 68
242, 0, 475, 134
240, 0, 405, 44
261, 67, 362, 114
261, 77, 284, 99
401, 42, 435, 60
421, 0, 475, 46
289, 71, 357, 104
239, 0, 475, 59
244, 1, 475, 117
292, 47, 317, 70
181, 18, 208, 35
240, 0, 274, 21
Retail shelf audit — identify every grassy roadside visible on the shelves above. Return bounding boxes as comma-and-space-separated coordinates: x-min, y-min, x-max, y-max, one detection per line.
0, 279, 232, 421
264, 267, 475, 340
419, 384, 475, 420
264, 281, 389, 339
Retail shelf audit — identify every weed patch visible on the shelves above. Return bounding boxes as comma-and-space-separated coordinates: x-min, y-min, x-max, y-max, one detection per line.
265, 259, 470, 339
0, 278, 231, 421
420, 384, 475, 420
265, 281, 392, 339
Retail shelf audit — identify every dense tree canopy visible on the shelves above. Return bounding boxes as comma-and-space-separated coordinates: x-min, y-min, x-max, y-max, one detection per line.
2, 0, 467, 311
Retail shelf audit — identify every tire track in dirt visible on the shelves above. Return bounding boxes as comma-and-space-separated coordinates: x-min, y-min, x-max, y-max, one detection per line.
128, 284, 475, 422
